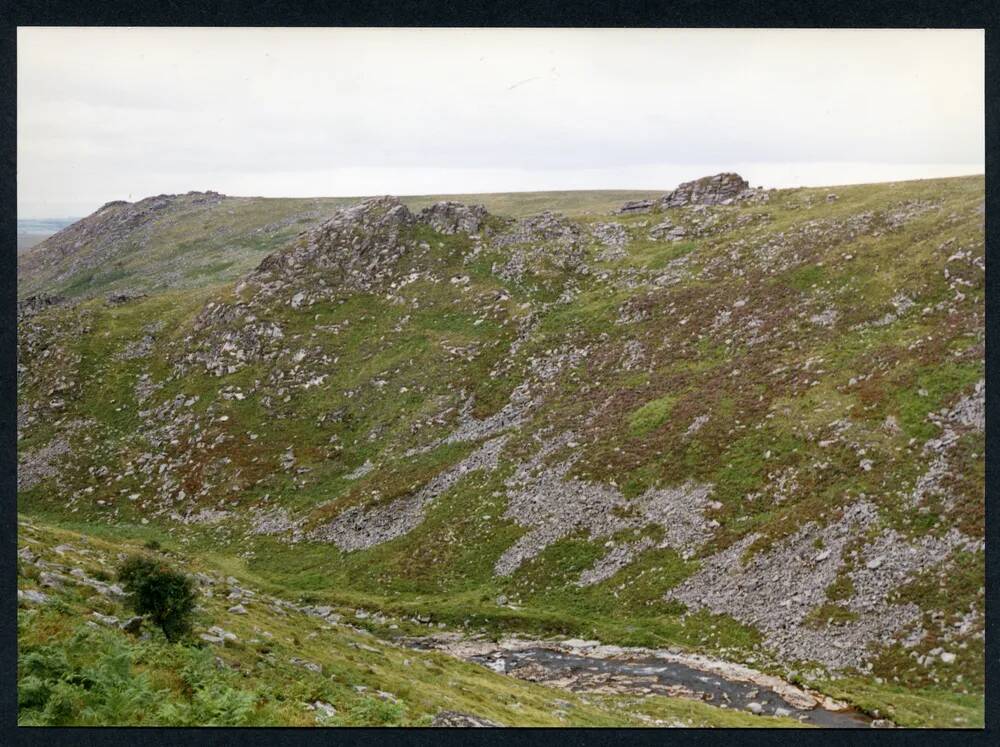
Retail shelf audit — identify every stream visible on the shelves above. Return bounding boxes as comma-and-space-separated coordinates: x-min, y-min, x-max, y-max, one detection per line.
407, 636, 874, 728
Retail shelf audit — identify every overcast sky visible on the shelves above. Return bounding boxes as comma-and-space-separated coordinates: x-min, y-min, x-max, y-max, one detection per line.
18, 27, 984, 218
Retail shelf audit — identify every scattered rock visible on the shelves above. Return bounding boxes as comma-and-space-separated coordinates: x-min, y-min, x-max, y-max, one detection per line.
430, 710, 503, 727
312, 701, 337, 719
289, 657, 323, 674
91, 611, 120, 627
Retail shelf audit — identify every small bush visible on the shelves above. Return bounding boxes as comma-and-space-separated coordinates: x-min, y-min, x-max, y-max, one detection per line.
117, 556, 197, 642
144, 539, 162, 552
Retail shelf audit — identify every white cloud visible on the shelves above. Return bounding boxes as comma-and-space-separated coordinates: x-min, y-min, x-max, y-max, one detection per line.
18, 27, 984, 217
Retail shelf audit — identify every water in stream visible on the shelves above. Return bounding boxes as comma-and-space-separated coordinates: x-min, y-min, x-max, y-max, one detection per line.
467, 647, 873, 728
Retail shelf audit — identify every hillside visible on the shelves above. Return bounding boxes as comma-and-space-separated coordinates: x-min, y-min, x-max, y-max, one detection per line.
17, 189, 663, 300
17, 173, 985, 727
22, 517, 809, 727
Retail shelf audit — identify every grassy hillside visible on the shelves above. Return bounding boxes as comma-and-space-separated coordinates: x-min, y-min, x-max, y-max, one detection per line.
17, 175, 984, 727
21, 516, 800, 727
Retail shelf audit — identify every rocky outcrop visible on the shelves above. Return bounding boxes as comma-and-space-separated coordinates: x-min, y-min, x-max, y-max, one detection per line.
660, 173, 750, 208
492, 212, 588, 281
417, 201, 489, 235
495, 211, 582, 248
617, 173, 762, 215
249, 196, 416, 296
591, 222, 629, 260
648, 219, 688, 242
17, 294, 66, 320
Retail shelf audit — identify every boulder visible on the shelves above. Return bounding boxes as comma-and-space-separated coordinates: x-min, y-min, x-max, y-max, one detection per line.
616, 199, 656, 215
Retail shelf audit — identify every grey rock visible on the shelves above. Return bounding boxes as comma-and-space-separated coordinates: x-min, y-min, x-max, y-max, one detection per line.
209, 625, 238, 642
430, 710, 503, 727
91, 611, 120, 627
659, 173, 750, 208
289, 657, 323, 674
312, 700, 337, 719
649, 220, 687, 242
39, 571, 67, 589
616, 199, 656, 215
18, 589, 49, 605
417, 201, 489, 235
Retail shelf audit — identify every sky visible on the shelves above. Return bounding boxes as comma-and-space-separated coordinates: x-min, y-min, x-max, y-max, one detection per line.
18, 27, 985, 218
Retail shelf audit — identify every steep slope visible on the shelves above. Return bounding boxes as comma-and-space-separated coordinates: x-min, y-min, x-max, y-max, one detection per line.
17, 174, 985, 726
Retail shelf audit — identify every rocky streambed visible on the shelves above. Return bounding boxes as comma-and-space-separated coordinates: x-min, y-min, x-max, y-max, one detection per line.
406, 634, 877, 728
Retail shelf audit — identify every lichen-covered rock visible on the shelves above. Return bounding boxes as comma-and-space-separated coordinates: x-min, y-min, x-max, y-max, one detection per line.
616, 199, 656, 215
649, 219, 688, 242
417, 201, 489, 235
660, 173, 750, 208
251, 195, 416, 296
